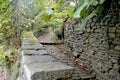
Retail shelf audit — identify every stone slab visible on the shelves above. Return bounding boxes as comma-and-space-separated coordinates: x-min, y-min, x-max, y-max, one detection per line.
22, 44, 45, 50
22, 42, 41, 47
22, 55, 54, 65
22, 41, 40, 46
38, 32, 63, 44
24, 62, 74, 80
23, 33, 40, 43
22, 38, 40, 44
22, 50, 48, 55
22, 42, 42, 45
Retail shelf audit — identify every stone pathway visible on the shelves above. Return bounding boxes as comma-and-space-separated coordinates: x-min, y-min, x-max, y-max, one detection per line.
18, 32, 95, 80
19, 32, 74, 80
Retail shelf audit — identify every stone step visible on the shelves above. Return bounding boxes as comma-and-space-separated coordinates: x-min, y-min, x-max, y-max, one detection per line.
22, 38, 40, 44
22, 55, 54, 65
23, 62, 74, 80
22, 44, 45, 50
21, 32, 75, 80
38, 32, 63, 44
22, 50, 48, 55
22, 32, 40, 44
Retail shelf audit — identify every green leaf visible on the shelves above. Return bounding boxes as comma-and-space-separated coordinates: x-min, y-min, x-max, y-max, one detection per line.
95, 5, 104, 14
40, 13, 50, 22
92, 0, 98, 6
79, 10, 96, 29
99, 0, 105, 4
53, 3, 61, 10
80, 7, 89, 18
53, 0, 63, 10
73, 1, 89, 18
68, 9, 75, 17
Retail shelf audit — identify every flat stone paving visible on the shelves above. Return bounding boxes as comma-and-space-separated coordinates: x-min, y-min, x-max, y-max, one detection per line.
22, 44, 45, 50
24, 62, 74, 80
20, 32, 75, 80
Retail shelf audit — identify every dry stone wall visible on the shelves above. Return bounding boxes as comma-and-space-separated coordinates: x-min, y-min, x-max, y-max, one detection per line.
64, 5, 120, 80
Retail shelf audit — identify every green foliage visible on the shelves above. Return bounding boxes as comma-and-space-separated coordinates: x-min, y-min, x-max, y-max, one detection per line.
42, 0, 106, 30
0, 0, 9, 13
73, 0, 105, 18
40, 13, 51, 22
0, 0, 114, 68
0, 1, 12, 44
0, 45, 18, 68
53, 1, 63, 10
80, 7, 89, 18
68, 9, 75, 17
79, 10, 97, 29
21, 0, 105, 34
73, 1, 89, 18
99, 0, 106, 4
95, 5, 104, 14
0, 0, 20, 69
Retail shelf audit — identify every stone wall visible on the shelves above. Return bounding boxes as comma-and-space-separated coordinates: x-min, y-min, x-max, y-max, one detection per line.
64, 1, 120, 80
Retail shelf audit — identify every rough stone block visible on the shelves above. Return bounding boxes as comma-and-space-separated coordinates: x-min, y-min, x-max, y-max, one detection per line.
109, 27, 116, 33
22, 50, 48, 55
113, 63, 119, 71
72, 51, 80, 57
116, 33, 120, 37
113, 38, 120, 45
24, 62, 74, 80
94, 29, 103, 33
80, 73, 94, 80
22, 55, 54, 65
114, 46, 120, 50
106, 50, 120, 54
116, 28, 120, 33
86, 27, 91, 32
108, 33, 115, 38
